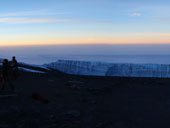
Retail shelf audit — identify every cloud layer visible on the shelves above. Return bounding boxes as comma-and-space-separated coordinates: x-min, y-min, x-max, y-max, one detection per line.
0, 10, 71, 24
0, 18, 71, 24
128, 12, 141, 17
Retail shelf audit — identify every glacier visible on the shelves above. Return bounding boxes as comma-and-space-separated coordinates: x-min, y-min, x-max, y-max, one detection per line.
44, 60, 170, 78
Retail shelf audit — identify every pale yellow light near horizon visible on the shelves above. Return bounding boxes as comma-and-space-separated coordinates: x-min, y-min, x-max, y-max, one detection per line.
0, 33, 170, 46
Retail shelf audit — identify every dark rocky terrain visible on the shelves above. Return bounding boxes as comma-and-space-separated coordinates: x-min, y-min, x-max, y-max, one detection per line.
0, 67, 170, 128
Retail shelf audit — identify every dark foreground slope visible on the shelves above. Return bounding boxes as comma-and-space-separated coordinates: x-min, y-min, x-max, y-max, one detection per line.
0, 71, 170, 128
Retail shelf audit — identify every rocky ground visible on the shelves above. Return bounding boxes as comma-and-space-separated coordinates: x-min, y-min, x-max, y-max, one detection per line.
0, 70, 170, 128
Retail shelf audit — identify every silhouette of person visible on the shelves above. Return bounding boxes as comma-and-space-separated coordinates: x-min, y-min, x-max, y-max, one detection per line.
1, 59, 15, 92
10, 56, 18, 80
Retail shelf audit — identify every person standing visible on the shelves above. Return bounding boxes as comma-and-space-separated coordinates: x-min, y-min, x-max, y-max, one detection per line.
10, 56, 18, 80
1, 59, 15, 92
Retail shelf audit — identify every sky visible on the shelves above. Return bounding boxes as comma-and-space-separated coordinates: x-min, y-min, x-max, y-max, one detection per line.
0, 0, 170, 46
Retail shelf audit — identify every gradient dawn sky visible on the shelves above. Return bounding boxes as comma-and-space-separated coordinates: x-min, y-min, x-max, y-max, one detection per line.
0, 0, 170, 46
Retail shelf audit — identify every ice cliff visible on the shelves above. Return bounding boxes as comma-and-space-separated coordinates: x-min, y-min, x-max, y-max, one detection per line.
45, 60, 170, 78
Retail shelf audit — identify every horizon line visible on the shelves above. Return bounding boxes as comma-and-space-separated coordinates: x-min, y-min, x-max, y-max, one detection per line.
1, 43, 170, 47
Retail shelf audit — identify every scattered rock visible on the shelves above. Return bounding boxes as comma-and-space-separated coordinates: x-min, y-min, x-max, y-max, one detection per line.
48, 79, 55, 82
96, 122, 113, 128
96, 122, 105, 128
80, 98, 88, 103
68, 81, 84, 84
63, 110, 81, 117
114, 121, 128, 128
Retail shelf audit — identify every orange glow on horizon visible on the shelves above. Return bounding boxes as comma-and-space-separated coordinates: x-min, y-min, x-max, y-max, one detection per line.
1, 41, 170, 47
0, 33, 170, 46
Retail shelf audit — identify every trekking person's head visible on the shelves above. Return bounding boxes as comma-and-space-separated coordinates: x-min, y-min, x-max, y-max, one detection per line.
12, 56, 16, 61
